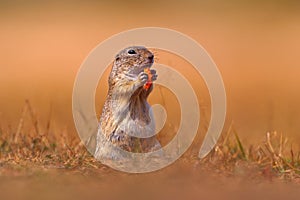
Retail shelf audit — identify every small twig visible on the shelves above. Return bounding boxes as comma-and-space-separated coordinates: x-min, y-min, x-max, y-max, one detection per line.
266, 132, 275, 154
45, 102, 52, 136
290, 144, 294, 166
279, 132, 283, 157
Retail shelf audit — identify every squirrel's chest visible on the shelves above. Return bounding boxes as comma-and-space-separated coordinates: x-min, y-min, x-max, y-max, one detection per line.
117, 103, 156, 138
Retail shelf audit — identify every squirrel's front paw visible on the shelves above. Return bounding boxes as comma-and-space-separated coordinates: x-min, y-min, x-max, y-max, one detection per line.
138, 72, 149, 85
150, 69, 158, 81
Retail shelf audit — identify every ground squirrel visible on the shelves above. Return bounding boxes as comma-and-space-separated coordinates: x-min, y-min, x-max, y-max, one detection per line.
95, 46, 161, 161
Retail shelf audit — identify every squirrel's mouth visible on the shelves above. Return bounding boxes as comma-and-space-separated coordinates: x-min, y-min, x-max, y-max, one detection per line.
144, 58, 154, 67
143, 62, 153, 69
138, 60, 153, 72
126, 60, 154, 78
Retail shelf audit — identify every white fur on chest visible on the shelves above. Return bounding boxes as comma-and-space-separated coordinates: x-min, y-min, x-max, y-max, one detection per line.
117, 103, 156, 138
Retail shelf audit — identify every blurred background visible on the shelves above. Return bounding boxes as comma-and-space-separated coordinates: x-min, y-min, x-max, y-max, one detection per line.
1, 0, 300, 147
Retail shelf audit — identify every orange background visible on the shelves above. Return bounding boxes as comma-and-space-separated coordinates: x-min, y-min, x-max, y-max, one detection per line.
1, 1, 300, 145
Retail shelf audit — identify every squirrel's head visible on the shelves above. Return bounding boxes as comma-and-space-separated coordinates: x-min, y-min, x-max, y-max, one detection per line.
112, 46, 154, 78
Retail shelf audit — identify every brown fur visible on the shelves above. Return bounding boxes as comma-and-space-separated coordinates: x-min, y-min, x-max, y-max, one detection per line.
95, 46, 161, 157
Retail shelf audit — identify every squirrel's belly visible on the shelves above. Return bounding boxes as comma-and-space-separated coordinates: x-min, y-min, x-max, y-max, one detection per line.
95, 103, 161, 161
118, 115, 155, 138
116, 103, 155, 138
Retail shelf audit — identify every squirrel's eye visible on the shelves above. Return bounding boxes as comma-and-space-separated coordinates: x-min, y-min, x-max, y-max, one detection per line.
128, 49, 136, 54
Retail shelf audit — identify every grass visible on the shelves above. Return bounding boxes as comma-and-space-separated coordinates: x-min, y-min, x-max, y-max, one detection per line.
0, 100, 300, 183
0, 100, 102, 173
199, 122, 300, 182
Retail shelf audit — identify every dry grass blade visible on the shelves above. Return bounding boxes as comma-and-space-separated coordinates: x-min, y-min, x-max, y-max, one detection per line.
222, 120, 233, 146
25, 99, 40, 135
45, 103, 52, 136
14, 103, 28, 143
233, 130, 247, 160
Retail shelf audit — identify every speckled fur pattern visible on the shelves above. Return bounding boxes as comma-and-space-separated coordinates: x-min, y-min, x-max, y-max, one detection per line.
95, 46, 161, 160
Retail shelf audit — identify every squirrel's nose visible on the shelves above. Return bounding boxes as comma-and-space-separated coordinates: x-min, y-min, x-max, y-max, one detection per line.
148, 55, 154, 61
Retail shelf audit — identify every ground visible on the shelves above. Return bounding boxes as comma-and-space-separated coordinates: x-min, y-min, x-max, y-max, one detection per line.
1, 108, 299, 200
